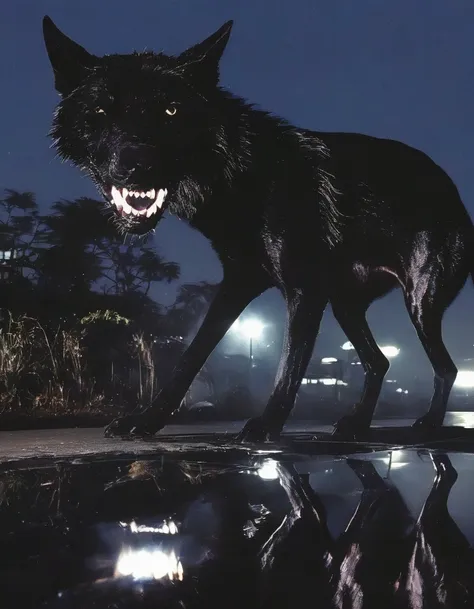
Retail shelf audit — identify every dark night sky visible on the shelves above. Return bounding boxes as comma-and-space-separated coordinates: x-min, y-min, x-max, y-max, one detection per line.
2, 0, 474, 381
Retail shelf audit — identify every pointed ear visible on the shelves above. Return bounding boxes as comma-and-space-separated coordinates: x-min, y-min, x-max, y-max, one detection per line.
177, 21, 233, 85
43, 16, 97, 95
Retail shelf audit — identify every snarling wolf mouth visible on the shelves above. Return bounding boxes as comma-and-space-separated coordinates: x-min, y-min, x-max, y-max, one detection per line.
109, 186, 168, 219
42, 14, 231, 236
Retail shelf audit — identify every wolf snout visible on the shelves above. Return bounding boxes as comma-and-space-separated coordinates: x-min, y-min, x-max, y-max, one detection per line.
116, 145, 153, 176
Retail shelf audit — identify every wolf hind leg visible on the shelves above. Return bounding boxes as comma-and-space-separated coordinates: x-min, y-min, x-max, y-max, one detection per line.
331, 302, 390, 439
237, 289, 327, 443
404, 275, 460, 430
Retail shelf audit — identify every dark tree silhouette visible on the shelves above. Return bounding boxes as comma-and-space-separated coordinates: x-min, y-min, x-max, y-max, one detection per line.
163, 280, 220, 338
0, 189, 39, 271
0, 190, 40, 317
0, 189, 192, 414
31, 196, 180, 324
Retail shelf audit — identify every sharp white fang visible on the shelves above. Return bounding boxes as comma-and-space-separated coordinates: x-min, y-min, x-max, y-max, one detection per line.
131, 208, 139, 216
134, 192, 139, 198
149, 188, 155, 200
111, 186, 132, 215
122, 188, 129, 198
156, 188, 167, 209
140, 192, 146, 198
146, 201, 158, 217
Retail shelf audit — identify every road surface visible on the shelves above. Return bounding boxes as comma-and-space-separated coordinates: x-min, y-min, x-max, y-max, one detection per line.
1, 413, 473, 462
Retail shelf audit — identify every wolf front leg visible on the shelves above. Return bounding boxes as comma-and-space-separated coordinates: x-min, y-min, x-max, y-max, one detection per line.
237, 290, 327, 443
105, 270, 269, 438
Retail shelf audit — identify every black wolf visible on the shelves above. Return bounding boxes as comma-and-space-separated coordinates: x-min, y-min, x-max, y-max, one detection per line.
43, 16, 474, 442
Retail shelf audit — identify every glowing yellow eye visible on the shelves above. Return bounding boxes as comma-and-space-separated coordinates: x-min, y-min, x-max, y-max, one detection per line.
95, 107, 105, 114
165, 106, 177, 116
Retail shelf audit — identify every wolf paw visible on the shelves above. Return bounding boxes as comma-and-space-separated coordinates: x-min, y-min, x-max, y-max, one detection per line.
235, 416, 281, 443
332, 411, 370, 441
104, 411, 167, 439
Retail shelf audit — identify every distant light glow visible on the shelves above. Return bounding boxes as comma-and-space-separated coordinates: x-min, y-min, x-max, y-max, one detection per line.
380, 345, 400, 358
341, 341, 354, 351
258, 459, 279, 480
319, 378, 347, 386
344, 345, 400, 357
454, 370, 474, 389
302, 377, 347, 386
321, 357, 338, 364
396, 388, 409, 394
232, 318, 265, 340
115, 547, 183, 581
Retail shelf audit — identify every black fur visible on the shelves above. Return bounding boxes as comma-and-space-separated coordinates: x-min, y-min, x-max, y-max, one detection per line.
43, 16, 474, 442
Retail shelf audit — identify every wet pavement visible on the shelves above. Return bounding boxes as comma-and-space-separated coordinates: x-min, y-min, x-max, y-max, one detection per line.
1, 417, 474, 608
1, 412, 474, 462
0, 412, 474, 462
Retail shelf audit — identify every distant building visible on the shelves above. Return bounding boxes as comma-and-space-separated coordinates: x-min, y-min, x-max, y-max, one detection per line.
0, 249, 22, 281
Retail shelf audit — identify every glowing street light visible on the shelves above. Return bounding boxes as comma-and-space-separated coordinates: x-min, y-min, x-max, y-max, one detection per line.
454, 370, 474, 389
380, 345, 400, 358
321, 357, 338, 364
342, 341, 400, 359
341, 341, 354, 351
231, 317, 265, 369
234, 318, 264, 340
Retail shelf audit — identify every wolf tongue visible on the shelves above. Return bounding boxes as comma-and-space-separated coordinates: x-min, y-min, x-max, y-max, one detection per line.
128, 197, 148, 211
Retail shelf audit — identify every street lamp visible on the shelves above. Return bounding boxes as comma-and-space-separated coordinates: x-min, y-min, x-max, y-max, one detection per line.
341, 341, 354, 351
454, 370, 474, 389
231, 318, 265, 367
380, 345, 400, 358
321, 357, 344, 401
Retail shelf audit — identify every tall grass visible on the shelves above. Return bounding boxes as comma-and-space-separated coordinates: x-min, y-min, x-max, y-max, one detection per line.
131, 332, 156, 408
0, 312, 220, 419
0, 313, 106, 415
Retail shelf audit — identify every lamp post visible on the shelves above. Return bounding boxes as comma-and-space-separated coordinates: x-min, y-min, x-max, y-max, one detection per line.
231, 318, 265, 376
321, 356, 344, 401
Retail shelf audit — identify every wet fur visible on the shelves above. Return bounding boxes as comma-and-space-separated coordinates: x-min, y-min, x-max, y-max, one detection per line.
42, 16, 474, 442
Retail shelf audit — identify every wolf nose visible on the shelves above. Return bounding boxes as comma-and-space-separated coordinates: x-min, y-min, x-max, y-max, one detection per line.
118, 147, 140, 175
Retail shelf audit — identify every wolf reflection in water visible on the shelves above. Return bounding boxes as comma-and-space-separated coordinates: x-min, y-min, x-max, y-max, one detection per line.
42, 16, 474, 442
260, 454, 474, 609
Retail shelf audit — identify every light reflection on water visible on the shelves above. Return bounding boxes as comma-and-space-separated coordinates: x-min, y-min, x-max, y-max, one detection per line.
115, 547, 184, 581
